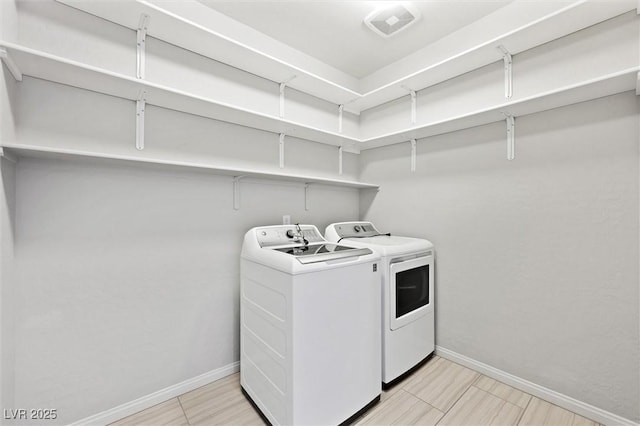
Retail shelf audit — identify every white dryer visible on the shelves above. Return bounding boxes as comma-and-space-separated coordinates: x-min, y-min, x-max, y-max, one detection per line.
325, 222, 435, 387
241, 224, 382, 425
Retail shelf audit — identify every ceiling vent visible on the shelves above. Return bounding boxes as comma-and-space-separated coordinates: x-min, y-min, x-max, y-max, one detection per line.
364, 3, 421, 39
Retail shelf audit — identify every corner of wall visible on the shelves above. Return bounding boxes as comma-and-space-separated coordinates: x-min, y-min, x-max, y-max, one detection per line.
0, 156, 17, 425
0, 0, 19, 418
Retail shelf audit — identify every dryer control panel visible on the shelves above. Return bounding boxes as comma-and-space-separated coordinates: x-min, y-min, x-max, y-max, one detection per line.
331, 222, 380, 238
256, 225, 324, 247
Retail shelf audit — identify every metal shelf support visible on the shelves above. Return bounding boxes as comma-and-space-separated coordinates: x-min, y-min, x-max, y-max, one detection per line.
401, 85, 418, 124
279, 82, 286, 118
497, 45, 513, 99
233, 176, 245, 210
338, 146, 343, 175
304, 183, 310, 211
410, 90, 417, 124
279, 75, 296, 118
505, 114, 515, 161
136, 14, 150, 79
279, 133, 285, 168
411, 139, 417, 172
635, 71, 640, 95
136, 91, 146, 150
338, 104, 344, 133
0, 48, 23, 81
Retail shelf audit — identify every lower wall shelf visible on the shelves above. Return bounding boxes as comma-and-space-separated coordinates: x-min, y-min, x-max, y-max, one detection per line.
0, 144, 379, 190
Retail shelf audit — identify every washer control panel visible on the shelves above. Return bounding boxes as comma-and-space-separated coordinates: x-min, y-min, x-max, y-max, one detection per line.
332, 222, 380, 238
256, 225, 324, 247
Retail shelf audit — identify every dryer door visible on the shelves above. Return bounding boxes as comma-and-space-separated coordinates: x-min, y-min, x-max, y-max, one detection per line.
389, 254, 434, 331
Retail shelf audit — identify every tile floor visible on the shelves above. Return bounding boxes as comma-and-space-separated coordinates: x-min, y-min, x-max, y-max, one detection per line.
111, 356, 600, 426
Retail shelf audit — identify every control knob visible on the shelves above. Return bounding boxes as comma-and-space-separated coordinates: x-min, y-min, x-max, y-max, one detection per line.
354, 225, 361, 232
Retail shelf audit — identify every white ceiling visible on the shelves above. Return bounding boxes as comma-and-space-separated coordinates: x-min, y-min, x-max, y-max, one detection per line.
198, 0, 513, 79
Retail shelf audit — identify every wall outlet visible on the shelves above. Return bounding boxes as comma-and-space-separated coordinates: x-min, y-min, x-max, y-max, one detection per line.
283, 215, 291, 225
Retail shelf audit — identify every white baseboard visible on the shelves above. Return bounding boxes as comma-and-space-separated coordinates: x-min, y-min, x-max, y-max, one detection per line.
70, 361, 240, 426
435, 346, 638, 426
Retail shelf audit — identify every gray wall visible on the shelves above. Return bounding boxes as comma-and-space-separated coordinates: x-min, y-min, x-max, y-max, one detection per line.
6, 76, 360, 424
4, 1, 639, 424
2, 1, 363, 422
359, 91, 640, 422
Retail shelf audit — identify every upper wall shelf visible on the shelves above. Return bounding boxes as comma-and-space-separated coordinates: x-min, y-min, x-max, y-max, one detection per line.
1, 42, 637, 153
56, 0, 362, 108
0, 144, 379, 190
0, 42, 362, 154
56, 0, 636, 114
361, 67, 640, 150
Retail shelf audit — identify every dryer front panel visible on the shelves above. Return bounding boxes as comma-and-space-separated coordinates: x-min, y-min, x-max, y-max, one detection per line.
389, 254, 434, 331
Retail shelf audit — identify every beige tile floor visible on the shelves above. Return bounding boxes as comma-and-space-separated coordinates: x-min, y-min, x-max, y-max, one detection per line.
111, 356, 600, 426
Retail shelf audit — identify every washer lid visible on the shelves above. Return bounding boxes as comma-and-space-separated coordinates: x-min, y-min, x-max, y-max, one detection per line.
273, 243, 373, 264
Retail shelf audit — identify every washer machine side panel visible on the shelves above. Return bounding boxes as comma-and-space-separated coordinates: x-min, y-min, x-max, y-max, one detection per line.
240, 260, 293, 425
291, 261, 382, 426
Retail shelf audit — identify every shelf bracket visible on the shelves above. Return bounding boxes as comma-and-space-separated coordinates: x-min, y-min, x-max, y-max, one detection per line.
136, 14, 150, 79
0, 147, 18, 164
338, 146, 343, 175
278, 75, 296, 118
338, 104, 344, 133
410, 90, 417, 124
233, 176, 244, 210
279, 133, 285, 168
136, 91, 146, 151
279, 82, 286, 118
505, 114, 515, 161
497, 45, 512, 99
0, 48, 23, 82
401, 85, 417, 124
410, 139, 417, 172
635, 71, 640, 95
304, 183, 310, 211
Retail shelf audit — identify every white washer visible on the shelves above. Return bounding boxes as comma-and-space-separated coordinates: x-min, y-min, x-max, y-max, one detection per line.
325, 222, 435, 387
241, 224, 382, 425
